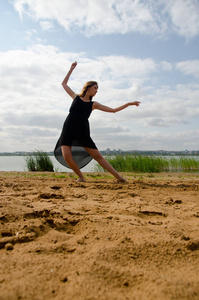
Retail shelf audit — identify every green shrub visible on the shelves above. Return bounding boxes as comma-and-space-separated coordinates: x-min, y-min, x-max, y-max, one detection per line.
25, 150, 54, 172
26, 156, 36, 171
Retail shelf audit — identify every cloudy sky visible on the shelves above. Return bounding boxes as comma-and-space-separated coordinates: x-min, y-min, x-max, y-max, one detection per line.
0, 0, 199, 153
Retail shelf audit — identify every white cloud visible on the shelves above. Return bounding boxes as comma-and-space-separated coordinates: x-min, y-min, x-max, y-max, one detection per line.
176, 60, 199, 78
161, 61, 173, 71
23, 29, 37, 41
40, 20, 54, 31
166, 0, 199, 38
13, 0, 199, 38
100, 56, 157, 79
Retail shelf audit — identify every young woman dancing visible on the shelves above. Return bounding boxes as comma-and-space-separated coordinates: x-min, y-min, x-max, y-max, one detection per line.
54, 62, 141, 182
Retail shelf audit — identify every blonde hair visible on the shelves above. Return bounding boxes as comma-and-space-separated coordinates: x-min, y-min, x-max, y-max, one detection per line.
79, 81, 98, 101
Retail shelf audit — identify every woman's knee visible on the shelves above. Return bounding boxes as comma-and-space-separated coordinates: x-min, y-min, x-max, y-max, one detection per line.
92, 151, 103, 162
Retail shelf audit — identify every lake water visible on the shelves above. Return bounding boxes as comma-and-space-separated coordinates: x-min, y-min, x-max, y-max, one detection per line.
0, 156, 98, 172
1, 155, 198, 173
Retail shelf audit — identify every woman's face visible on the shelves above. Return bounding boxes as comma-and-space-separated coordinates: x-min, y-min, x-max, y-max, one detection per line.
89, 84, 98, 97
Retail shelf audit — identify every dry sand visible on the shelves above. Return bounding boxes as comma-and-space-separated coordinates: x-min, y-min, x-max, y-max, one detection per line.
0, 171, 199, 300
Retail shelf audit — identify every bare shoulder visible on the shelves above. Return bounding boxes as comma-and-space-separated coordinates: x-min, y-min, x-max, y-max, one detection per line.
92, 101, 100, 110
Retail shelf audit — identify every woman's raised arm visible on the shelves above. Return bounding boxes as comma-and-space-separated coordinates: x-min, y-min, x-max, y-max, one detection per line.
62, 62, 77, 99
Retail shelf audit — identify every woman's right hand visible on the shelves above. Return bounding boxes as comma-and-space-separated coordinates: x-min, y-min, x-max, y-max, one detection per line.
70, 61, 77, 71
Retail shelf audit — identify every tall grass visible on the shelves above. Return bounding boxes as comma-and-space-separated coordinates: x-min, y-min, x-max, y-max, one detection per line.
96, 154, 199, 173
25, 150, 54, 172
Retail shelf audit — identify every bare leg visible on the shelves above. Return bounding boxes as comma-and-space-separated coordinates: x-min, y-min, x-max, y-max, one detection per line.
84, 148, 127, 182
61, 146, 85, 182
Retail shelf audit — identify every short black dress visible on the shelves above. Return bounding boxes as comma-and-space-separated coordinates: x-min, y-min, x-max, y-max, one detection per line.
54, 95, 97, 169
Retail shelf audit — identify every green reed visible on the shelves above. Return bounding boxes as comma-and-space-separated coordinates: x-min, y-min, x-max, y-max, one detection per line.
25, 150, 54, 172
178, 157, 199, 171
96, 154, 199, 173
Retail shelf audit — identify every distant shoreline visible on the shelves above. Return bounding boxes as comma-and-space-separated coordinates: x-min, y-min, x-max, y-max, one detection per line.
1, 150, 199, 156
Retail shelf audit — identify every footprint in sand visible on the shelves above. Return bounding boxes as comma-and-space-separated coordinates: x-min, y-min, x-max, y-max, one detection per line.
138, 210, 167, 225
139, 211, 167, 217
38, 193, 65, 200
50, 186, 62, 190
165, 198, 183, 205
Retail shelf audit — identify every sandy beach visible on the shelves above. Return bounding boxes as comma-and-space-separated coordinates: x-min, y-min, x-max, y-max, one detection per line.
0, 171, 199, 300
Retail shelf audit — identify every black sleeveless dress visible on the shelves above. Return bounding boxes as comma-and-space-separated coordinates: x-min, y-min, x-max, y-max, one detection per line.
54, 95, 97, 169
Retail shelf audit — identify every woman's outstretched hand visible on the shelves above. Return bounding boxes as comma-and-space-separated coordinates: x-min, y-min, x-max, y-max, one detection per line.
129, 101, 141, 107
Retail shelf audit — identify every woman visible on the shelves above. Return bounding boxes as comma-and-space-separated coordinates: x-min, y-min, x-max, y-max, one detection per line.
54, 61, 141, 182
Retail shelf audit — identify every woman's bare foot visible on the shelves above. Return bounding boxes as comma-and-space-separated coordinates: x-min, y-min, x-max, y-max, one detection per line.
76, 177, 86, 182
116, 176, 128, 183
